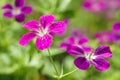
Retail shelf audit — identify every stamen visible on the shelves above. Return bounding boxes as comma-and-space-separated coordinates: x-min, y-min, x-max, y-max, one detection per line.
36, 24, 48, 37
12, 8, 21, 15
88, 49, 94, 59
38, 25, 44, 33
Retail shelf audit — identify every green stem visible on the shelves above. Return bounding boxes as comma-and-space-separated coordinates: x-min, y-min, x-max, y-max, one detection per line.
58, 78, 61, 80
60, 68, 78, 78
47, 49, 77, 80
47, 48, 59, 76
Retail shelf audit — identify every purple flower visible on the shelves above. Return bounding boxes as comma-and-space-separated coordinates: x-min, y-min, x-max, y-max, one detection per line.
67, 45, 112, 71
60, 29, 91, 52
82, 0, 120, 18
112, 22, 120, 45
19, 14, 67, 50
83, 0, 106, 13
105, 0, 120, 18
112, 22, 120, 36
2, 0, 32, 22
94, 31, 114, 44
107, 0, 120, 9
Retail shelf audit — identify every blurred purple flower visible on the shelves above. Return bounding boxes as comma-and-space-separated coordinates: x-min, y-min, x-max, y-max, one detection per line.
60, 29, 91, 52
112, 22, 120, 45
19, 14, 67, 50
2, 0, 32, 22
71, 29, 83, 37
94, 31, 114, 44
68, 45, 112, 71
82, 0, 120, 18
105, 0, 120, 18
107, 0, 120, 9
83, 0, 106, 13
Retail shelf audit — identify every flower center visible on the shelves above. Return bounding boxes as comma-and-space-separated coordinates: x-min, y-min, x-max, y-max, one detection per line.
85, 50, 96, 61
36, 24, 48, 37
12, 8, 21, 15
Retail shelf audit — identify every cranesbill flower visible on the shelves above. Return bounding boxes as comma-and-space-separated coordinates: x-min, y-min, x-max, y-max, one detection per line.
2, 0, 32, 22
71, 29, 84, 37
94, 31, 114, 44
106, 0, 120, 9
83, 0, 106, 13
68, 45, 112, 71
112, 22, 120, 45
105, 0, 120, 18
19, 14, 66, 50
82, 0, 120, 18
60, 29, 91, 52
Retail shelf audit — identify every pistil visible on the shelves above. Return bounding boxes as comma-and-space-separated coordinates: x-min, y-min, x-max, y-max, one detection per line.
88, 49, 94, 60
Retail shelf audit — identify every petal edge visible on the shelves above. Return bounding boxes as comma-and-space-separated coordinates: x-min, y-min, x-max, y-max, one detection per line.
36, 34, 52, 50
92, 58, 110, 71
19, 32, 36, 46
74, 57, 90, 70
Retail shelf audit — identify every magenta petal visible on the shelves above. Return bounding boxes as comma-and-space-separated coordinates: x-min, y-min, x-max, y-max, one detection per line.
74, 57, 90, 70
3, 11, 13, 18
79, 37, 89, 45
112, 22, 120, 40
83, 1, 92, 9
92, 58, 110, 71
21, 6, 32, 14
64, 18, 70, 26
49, 21, 66, 35
71, 29, 82, 37
15, 14, 25, 22
2, 3, 13, 9
67, 46, 84, 56
83, 46, 92, 52
19, 32, 36, 46
60, 36, 75, 49
65, 36, 75, 44
15, 0, 25, 7
92, 1, 106, 12
60, 42, 70, 49
36, 34, 52, 50
23, 20, 39, 31
94, 46, 112, 58
40, 14, 55, 28
112, 22, 120, 31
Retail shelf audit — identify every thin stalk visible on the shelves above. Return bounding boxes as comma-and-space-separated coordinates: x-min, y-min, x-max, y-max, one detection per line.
60, 68, 78, 78
47, 48, 59, 76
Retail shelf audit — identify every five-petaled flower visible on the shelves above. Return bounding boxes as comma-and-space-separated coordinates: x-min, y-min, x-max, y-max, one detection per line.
19, 14, 67, 50
2, 0, 32, 22
68, 45, 112, 71
60, 29, 91, 52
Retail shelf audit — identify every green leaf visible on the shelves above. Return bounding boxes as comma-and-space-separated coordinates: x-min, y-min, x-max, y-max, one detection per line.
24, 53, 44, 69
57, 0, 72, 12
0, 53, 19, 74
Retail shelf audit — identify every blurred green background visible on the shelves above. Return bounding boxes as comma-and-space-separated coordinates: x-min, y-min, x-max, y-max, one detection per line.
0, 0, 120, 80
